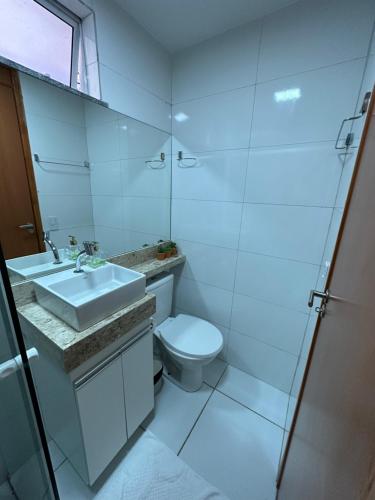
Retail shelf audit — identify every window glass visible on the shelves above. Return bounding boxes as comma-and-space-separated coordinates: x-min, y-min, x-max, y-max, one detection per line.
0, 0, 73, 85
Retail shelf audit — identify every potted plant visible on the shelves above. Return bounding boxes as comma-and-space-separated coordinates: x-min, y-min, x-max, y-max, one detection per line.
156, 244, 168, 260
169, 241, 177, 256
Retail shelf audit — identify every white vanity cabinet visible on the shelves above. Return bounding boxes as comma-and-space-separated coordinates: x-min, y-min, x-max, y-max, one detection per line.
74, 329, 154, 485
122, 331, 154, 437
75, 356, 127, 485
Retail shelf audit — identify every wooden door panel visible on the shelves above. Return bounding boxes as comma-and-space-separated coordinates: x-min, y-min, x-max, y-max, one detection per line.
0, 66, 42, 259
278, 92, 375, 499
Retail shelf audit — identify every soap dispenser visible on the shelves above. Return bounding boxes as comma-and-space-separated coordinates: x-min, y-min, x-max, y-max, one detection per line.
67, 235, 80, 261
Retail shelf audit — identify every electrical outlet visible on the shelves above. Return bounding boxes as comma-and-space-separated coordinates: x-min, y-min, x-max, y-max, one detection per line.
48, 216, 59, 230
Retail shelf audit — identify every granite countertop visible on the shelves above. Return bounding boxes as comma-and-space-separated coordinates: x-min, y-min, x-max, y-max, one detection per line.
15, 253, 185, 373
18, 294, 156, 373
131, 254, 185, 279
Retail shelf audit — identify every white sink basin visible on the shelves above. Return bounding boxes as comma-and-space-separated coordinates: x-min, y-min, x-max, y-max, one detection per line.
33, 263, 146, 331
7, 250, 73, 281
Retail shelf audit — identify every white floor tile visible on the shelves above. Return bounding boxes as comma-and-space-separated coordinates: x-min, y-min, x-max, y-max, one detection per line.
55, 461, 93, 500
180, 391, 283, 500
217, 366, 289, 428
203, 358, 227, 388
48, 440, 66, 471
142, 377, 213, 454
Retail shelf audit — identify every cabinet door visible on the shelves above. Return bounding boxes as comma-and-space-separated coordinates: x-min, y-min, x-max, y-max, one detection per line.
75, 356, 127, 484
122, 332, 154, 437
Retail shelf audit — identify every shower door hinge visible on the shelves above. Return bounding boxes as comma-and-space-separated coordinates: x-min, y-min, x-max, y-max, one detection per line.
308, 289, 331, 318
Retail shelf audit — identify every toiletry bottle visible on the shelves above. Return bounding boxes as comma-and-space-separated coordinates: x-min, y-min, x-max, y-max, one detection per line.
87, 241, 106, 268
67, 235, 79, 261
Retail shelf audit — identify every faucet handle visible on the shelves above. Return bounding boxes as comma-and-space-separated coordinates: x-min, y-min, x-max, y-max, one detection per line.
83, 241, 95, 256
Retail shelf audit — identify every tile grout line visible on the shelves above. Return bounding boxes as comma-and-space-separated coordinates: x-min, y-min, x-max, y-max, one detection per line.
214, 386, 287, 432
177, 386, 216, 457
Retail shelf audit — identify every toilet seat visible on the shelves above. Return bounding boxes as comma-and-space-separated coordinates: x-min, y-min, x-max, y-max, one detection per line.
158, 314, 223, 359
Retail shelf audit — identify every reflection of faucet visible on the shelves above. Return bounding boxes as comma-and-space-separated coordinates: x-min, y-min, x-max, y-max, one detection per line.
74, 241, 95, 273
43, 231, 61, 264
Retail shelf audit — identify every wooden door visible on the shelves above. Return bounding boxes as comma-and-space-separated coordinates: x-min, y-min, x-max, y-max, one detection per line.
0, 65, 43, 259
278, 89, 375, 499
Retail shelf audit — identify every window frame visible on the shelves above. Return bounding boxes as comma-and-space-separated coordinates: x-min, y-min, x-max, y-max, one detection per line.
33, 0, 84, 89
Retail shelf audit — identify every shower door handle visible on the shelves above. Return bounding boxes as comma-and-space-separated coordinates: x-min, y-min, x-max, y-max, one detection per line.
335, 91, 372, 150
0, 347, 39, 380
308, 289, 331, 318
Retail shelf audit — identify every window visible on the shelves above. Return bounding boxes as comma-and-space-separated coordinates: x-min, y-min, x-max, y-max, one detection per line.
0, 0, 82, 88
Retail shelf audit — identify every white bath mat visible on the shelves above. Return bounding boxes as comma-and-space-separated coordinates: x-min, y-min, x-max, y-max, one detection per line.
120, 430, 229, 500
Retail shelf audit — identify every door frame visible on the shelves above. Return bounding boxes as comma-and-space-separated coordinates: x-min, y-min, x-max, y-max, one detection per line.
276, 86, 375, 489
0, 64, 44, 253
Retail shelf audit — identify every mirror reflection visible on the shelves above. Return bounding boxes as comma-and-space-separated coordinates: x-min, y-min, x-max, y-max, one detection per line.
1, 70, 171, 283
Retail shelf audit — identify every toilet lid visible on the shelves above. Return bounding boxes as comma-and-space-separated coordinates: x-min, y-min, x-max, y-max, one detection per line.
159, 314, 223, 359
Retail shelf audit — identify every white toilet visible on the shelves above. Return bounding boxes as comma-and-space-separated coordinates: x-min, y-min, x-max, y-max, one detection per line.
147, 274, 223, 392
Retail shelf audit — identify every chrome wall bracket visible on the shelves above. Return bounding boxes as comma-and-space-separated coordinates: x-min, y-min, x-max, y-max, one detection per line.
308, 289, 331, 318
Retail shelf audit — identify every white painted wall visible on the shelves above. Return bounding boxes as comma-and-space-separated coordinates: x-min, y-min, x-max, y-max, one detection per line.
20, 74, 95, 249
88, 0, 172, 132
171, 0, 375, 393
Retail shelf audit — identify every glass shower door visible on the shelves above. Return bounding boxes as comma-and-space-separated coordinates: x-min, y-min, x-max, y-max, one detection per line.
0, 251, 58, 499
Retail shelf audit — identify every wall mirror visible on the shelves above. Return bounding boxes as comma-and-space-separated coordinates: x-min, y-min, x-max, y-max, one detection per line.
0, 65, 171, 283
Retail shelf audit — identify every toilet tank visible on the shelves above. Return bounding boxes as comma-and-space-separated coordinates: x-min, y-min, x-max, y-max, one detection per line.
146, 274, 174, 326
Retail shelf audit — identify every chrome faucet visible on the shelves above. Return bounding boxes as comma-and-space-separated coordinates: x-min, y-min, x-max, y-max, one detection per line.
43, 231, 61, 264
74, 241, 95, 273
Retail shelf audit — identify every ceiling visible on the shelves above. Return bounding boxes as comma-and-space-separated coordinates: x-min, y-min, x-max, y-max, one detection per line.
115, 0, 298, 53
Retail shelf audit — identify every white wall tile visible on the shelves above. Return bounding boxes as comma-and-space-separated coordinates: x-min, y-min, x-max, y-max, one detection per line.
123, 229, 165, 252
94, 226, 126, 257
174, 277, 233, 327
300, 313, 318, 360
321, 207, 344, 265
239, 204, 332, 264
227, 330, 298, 393
20, 74, 85, 126
172, 149, 248, 202
86, 62, 101, 100
258, 0, 375, 82
176, 240, 237, 291
350, 55, 375, 147
33, 161, 91, 197
235, 251, 319, 313
231, 294, 308, 355
93, 0, 171, 102
84, 100, 119, 126
251, 59, 366, 147
90, 161, 122, 196
290, 356, 306, 398
172, 86, 254, 152
120, 117, 171, 160
100, 64, 171, 133
122, 158, 171, 199
245, 143, 344, 206
171, 199, 242, 249
38, 194, 93, 229
47, 226, 95, 249
173, 21, 261, 103
123, 197, 170, 237
85, 120, 120, 163
26, 115, 88, 164
335, 152, 356, 208
92, 195, 123, 229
